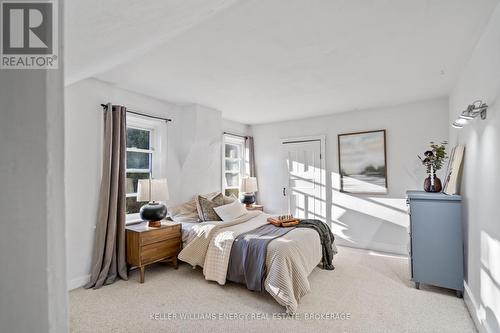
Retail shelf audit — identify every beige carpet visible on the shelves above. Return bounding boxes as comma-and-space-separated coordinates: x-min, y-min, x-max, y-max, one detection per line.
70, 246, 476, 333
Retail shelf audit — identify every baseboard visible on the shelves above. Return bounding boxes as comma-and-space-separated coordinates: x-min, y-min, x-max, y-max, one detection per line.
68, 274, 90, 290
464, 281, 491, 333
335, 238, 407, 256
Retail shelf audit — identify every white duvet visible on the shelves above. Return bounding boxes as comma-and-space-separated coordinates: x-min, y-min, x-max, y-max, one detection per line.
178, 211, 334, 313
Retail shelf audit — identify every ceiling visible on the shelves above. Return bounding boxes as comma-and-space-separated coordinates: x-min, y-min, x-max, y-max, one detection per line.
67, 0, 500, 124
65, 0, 239, 84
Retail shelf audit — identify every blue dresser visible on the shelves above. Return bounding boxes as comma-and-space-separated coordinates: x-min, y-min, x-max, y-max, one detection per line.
406, 190, 464, 297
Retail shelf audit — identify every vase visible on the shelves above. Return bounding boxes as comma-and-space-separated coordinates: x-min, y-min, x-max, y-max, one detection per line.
240, 192, 256, 207
424, 175, 442, 192
140, 202, 168, 227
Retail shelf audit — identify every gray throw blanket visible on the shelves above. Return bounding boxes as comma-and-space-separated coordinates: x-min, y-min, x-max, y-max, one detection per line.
297, 219, 335, 270
226, 223, 295, 292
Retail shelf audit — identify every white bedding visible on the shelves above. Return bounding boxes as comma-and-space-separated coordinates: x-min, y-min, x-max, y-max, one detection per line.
180, 222, 198, 246
178, 211, 334, 313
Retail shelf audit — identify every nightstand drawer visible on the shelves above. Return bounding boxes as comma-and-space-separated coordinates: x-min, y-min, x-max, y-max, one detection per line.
126, 221, 181, 283
140, 226, 180, 246
141, 239, 181, 264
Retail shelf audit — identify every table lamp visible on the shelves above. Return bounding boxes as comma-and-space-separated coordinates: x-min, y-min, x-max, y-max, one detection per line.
240, 176, 258, 207
137, 178, 169, 227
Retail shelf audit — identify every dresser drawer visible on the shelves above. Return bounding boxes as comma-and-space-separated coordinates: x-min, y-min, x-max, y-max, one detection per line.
141, 239, 181, 264
140, 225, 180, 246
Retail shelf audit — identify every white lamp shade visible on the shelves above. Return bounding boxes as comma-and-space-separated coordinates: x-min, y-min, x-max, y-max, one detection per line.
137, 178, 169, 202
240, 177, 258, 193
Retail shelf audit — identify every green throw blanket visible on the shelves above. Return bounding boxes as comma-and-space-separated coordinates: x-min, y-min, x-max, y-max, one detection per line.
297, 219, 336, 270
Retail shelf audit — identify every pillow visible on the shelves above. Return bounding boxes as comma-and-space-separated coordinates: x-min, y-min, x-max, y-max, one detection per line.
168, 197, 200, 223
202, 191, 221, 200
213, 199, 247, 221
195, 192, 225, 221
223, 194, 238, 205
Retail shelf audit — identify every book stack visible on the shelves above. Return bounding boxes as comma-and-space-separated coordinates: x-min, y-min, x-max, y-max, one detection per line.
267, 215, 300, 227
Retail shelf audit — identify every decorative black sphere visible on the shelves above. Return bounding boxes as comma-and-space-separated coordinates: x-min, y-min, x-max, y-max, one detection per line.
140, 202, 167, 221
240, 193, 256, 205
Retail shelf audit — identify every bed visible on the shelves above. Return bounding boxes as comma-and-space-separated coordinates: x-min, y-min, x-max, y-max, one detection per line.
180, 222, 198, 247
178, 211, 337, 313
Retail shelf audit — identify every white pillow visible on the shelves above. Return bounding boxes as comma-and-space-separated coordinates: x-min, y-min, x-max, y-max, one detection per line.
213, 199, 247, 221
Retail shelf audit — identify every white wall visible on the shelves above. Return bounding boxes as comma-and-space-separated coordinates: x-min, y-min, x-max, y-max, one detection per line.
0, 3, 67, 332
449, 4, 500, 332
173, 103, 223, 202
65, 78, 223, 289
252, 98, 449, 254
222, 118, 250, 136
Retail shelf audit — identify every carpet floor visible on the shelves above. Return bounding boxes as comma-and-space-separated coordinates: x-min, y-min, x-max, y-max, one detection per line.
69, 246, 476, 333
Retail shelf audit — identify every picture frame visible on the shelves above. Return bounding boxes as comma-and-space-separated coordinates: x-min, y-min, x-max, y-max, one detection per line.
338, 129, 388, 194
443, 145, 465, 195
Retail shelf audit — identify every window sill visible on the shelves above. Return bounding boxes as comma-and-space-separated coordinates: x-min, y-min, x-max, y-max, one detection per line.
126, 213, 142, 225
125, 219, 143, 226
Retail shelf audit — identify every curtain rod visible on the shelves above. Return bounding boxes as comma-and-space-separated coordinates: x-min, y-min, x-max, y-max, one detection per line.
101, 104, 172, 122
223, 131, 248, 139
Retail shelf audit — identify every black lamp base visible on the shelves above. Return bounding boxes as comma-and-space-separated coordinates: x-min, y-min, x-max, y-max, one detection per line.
240, 193, 256, 207
140, 202, 167, 227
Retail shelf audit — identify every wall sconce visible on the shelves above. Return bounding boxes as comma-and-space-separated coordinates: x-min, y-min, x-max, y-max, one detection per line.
452, 100, 488, 129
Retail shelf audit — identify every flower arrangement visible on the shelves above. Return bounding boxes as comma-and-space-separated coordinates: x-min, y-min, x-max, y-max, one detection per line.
418, 141, 448, 192
418, 141, 448, 174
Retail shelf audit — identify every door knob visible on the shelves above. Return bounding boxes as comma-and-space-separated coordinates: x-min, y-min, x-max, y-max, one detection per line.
283, 188, 286, 196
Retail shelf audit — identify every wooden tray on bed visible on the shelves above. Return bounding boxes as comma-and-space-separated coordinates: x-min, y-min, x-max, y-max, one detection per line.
267, 215, 300, 227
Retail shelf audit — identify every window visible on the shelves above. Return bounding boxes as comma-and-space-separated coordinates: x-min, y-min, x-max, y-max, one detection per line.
126, 126, 154, 215
223, 135, 246, 197
125, 115, 166, 221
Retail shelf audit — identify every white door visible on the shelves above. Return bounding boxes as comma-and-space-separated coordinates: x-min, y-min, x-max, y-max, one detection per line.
282, 139, 324, 220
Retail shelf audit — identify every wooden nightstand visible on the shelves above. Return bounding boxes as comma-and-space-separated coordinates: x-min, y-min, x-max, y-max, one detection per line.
246, 204, 264, 212
126, 221, 181, 283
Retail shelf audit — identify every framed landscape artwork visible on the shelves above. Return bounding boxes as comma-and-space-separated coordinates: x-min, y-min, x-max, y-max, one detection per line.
338, 129, 387, 194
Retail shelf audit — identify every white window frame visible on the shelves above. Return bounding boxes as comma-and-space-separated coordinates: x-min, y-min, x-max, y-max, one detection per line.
126, 115, 166, 223
222, 134, 246, 195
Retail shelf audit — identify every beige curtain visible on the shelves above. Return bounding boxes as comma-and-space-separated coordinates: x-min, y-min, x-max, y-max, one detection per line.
85, 103, 128, 289
245, 136, 257, 201
245, 136, 256, 177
